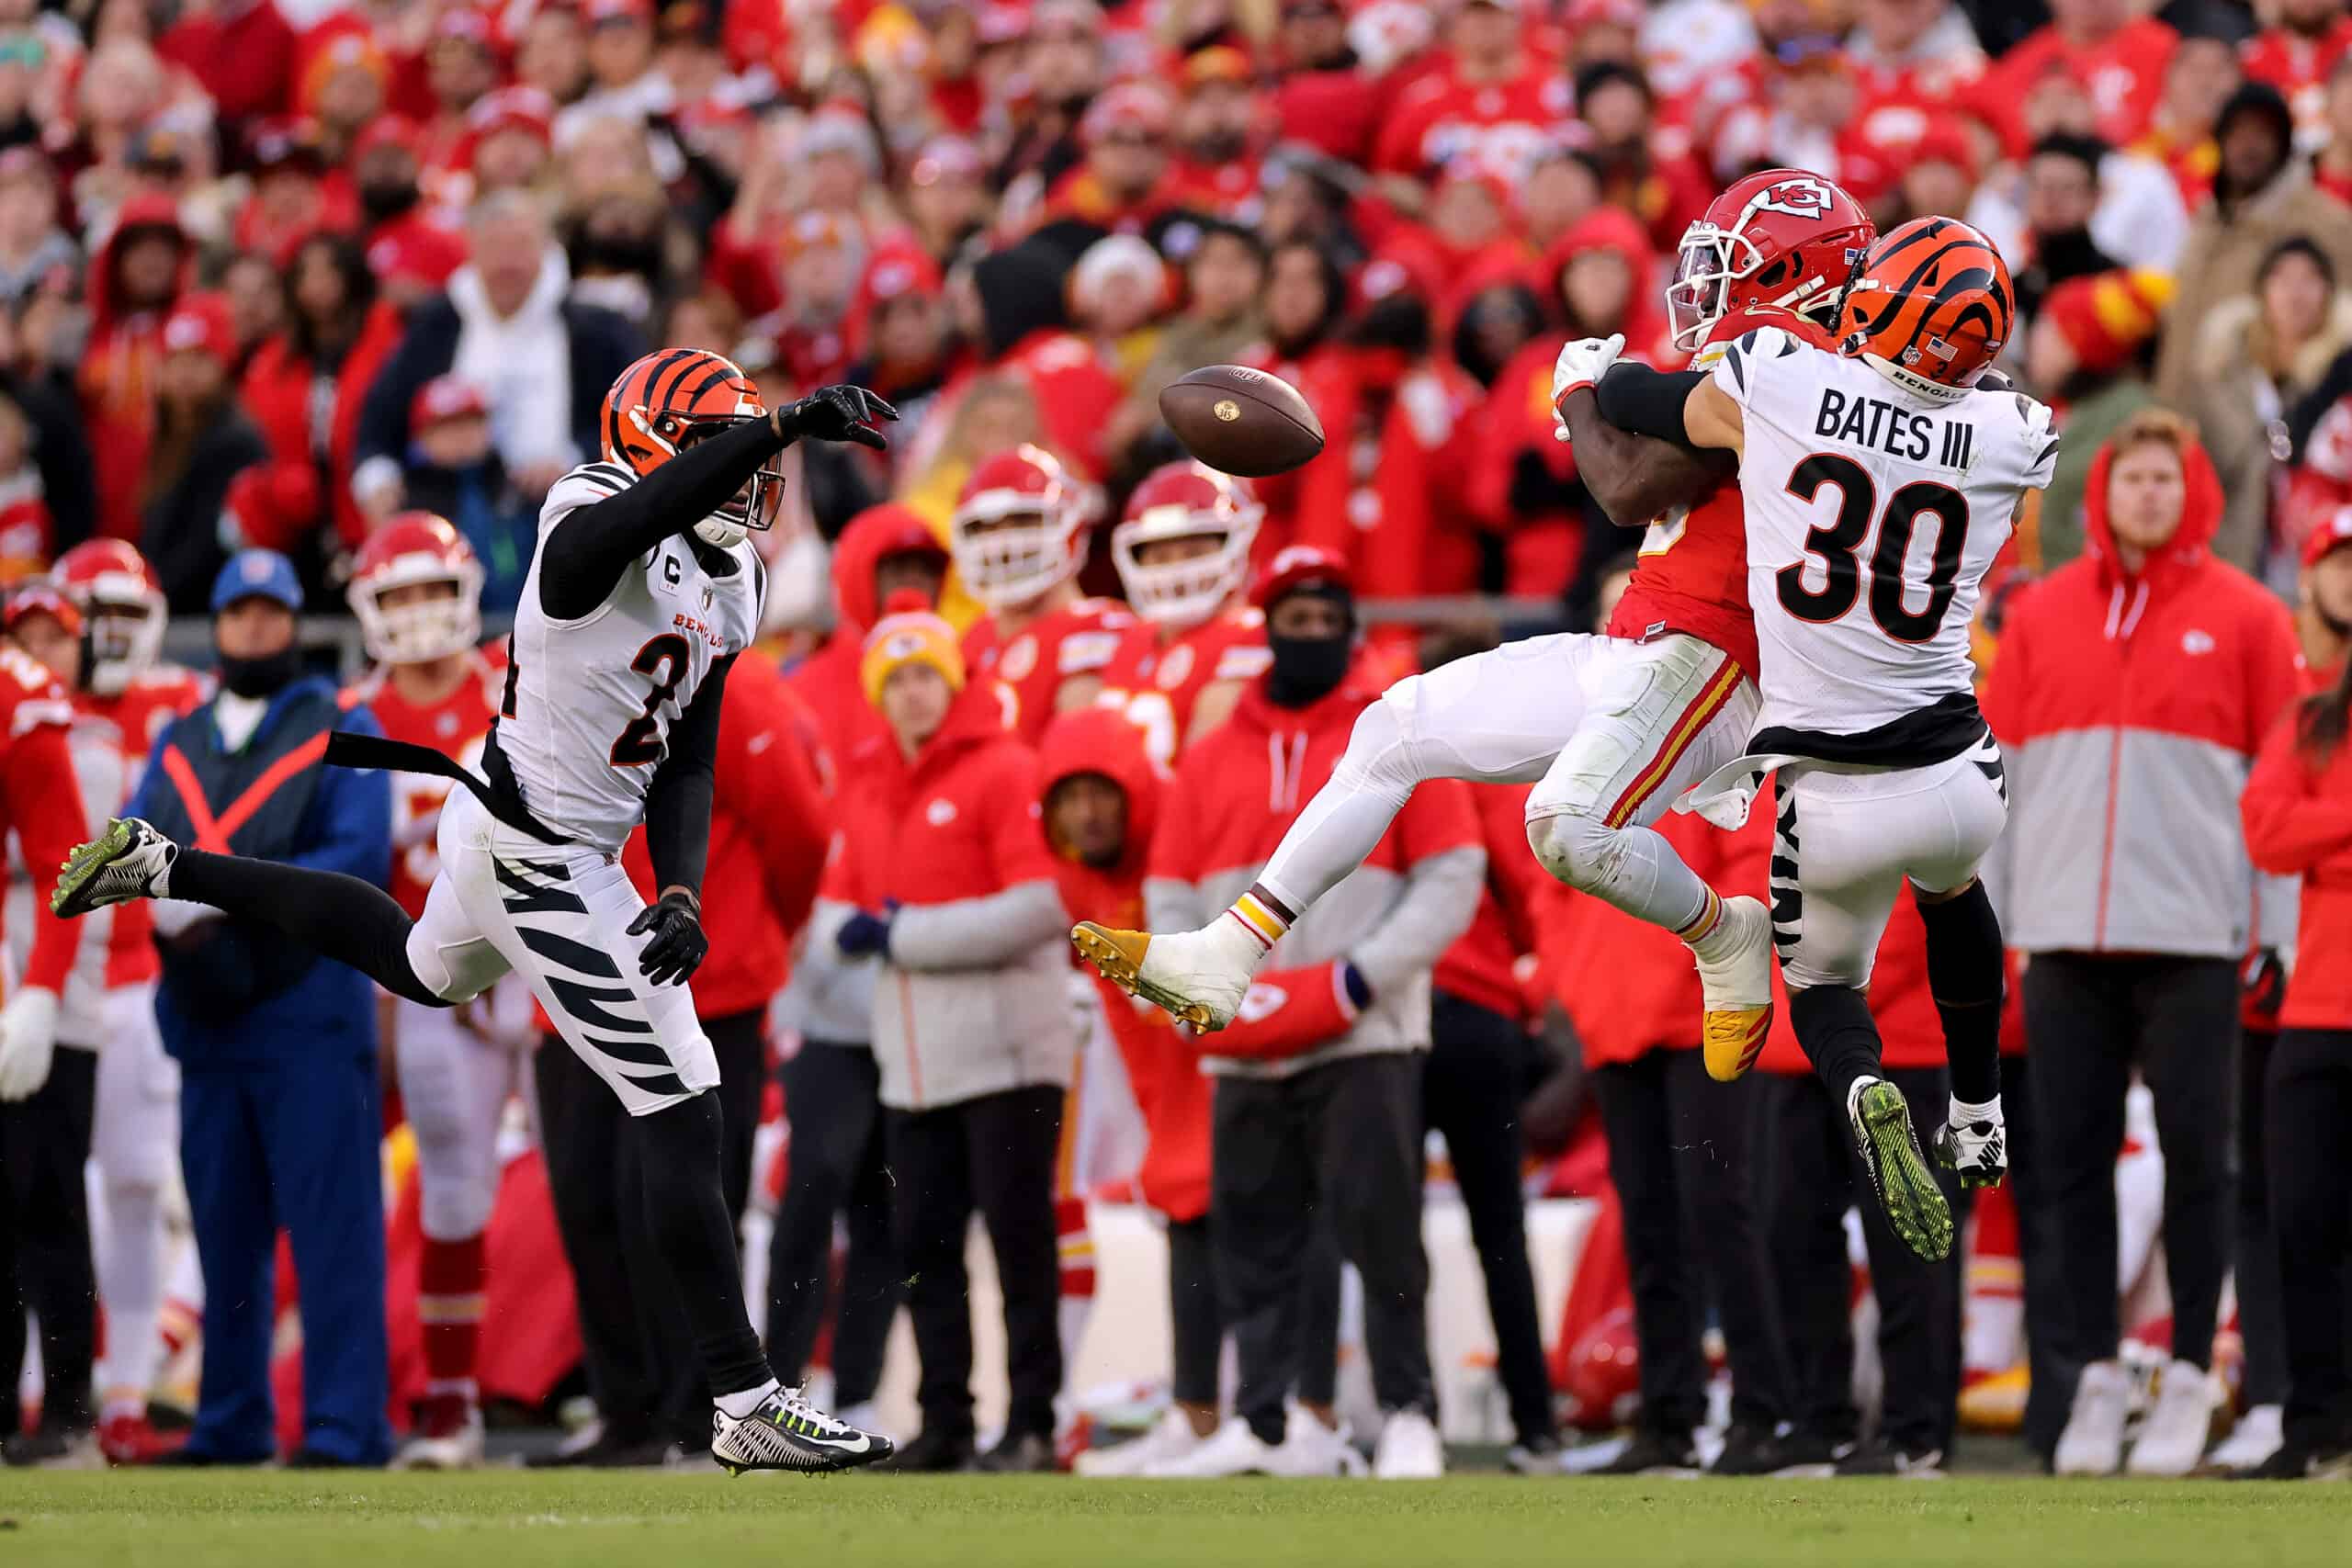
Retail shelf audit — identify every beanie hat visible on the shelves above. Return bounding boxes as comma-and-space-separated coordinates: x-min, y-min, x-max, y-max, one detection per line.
2043, 268, 2174, 377
861, 588, 965, 706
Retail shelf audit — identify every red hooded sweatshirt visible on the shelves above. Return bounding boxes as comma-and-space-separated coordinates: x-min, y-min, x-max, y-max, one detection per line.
1039, 705, 1209, 1221
2243, 670, 2352, 1030
621, 655, 831, 1021
79, 195, 191, 542
787, 504, 947, 783
1985, 430, 2302, 959
241, 299, 406, 548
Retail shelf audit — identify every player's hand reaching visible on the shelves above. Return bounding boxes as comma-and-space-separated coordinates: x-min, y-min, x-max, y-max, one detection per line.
775, 385, 899, 451
629, 888, 709, 987
1552, 333, 1625, 441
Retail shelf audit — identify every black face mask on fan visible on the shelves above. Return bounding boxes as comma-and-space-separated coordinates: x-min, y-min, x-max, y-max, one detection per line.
358, 179, 419, 224
218, 645, 304, 698
1266, 630, 1351, 705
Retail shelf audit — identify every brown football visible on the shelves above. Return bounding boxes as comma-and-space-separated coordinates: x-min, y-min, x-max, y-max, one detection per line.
1159, 364, 1325, 478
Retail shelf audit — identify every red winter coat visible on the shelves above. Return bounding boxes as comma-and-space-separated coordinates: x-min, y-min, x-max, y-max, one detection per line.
1040, 706, 1209, 1222
239, 300, 404, 548
2243, 673, 2352, 1031
621, 656, 831, 1021
786, 503, 939, 783
159, 0, 298, 126
1433, 782, 1546, 1024
1985, 432, 2303, 958
79, 194, 190, 542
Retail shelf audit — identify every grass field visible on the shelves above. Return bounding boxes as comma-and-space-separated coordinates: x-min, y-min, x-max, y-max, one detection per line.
4, 1472, 2350, 1568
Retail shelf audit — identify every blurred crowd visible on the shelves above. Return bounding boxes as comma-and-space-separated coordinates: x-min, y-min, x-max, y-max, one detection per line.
1, 0, 2351, 1487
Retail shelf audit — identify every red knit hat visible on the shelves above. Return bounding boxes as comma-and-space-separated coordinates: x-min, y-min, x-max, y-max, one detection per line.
2304, 505, 2352, 570
2042, 269, 2175, 377
161, 294, 236, 365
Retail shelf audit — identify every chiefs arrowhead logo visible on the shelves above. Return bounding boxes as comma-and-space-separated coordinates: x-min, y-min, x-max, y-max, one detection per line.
1234, 981, 1290, 1024
1751, 175, 1835, 221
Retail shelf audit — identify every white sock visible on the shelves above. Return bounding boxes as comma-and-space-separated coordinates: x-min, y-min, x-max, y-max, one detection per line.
715, 1379, 779, 1420
1951, 1094, 2003, 1127
1847, 1074, 1883, 1119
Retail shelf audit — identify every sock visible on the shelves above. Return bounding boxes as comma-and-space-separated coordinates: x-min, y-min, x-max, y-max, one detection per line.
1676, 887, 1724, 946
1915, 879, 2005, 1105
417, 1233, 487, 1435
1951, 1094, 2002, 1128
715, 1379, 779, 1420
1788, 985, 1885, 1108
1056, 1195, 1095, 1377
630, 1090, 775, 1401
1223, 881, 1296, 954
168, 849, 448, 1008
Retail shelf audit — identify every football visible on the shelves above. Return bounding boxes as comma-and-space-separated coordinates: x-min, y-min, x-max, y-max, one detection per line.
1159, 364, 1325, 478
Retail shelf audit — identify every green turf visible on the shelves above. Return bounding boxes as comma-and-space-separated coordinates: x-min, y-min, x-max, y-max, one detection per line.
4, 1472, 2350, 1568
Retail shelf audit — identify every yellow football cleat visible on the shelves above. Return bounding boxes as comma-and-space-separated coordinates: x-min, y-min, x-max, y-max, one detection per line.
1690, 895, 1775, 1082
1070, 921, 1237, 1031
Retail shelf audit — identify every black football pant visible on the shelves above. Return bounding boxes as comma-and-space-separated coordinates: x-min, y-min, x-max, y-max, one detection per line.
2266, 1028, 2352, 1453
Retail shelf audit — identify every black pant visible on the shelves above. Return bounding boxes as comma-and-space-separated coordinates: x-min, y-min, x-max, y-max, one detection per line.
766, 1041, 899, 1406
2023, 952, 2236, 1372
1167, 1216, 1221, 1406
0, 1046, 97, 1434
2005, 1053, 2072, 1460
1592, 1046, 1790, 1435
1758, 1066, 1964, 1455
2267, 1028, 2352, 1451
535, 1010, 767, 1449
1213, 1053, 1432, 1444
2236, 1027, 2290, 1409
885, 1085, 1064, 1441
1424, 992, 1555, 1444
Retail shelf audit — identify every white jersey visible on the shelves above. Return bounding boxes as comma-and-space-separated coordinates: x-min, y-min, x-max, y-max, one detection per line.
1709, 325, 2057, 761
498, 461, 763, 852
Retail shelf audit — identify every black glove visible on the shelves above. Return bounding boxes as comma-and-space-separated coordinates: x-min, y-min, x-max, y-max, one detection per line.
628, 888, 708, 987
2242, 948, 2287, 1021
775, 385, 899, 451
835, 908, 893, 958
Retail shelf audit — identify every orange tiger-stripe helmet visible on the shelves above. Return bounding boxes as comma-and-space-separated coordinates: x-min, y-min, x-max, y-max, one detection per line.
603, 347, 784, 533
1835, 216, 2015, 392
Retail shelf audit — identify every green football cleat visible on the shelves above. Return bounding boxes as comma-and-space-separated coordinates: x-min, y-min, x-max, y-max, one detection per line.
1849, 1077, 1953, 1262
51, 818, 177, 919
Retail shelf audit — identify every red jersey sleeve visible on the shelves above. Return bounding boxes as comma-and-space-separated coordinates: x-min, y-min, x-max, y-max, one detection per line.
0, 671, 92, 992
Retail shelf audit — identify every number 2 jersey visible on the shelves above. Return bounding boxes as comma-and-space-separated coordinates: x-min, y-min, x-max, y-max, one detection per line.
1708, 325, 2058, 761
1604, 306, 1832, 680
499, 462, 763, 852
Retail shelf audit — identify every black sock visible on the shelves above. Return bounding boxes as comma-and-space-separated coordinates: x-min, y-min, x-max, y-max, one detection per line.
1788, 984, 1884, 1109
630, 1089, 773, 1400
168, 849, 448, 1008
1916, 880, 2004, 1107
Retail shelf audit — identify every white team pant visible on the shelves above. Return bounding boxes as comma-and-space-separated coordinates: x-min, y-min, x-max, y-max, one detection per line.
1258, 630, 1758, 923
90, 982, 176, 1402
401, 789, 718, 1118
390, 981, 535, 1240
1767, 735, 2009, 991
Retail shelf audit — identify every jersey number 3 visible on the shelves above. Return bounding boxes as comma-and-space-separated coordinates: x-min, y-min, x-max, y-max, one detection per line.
610, 633, 693, 767
1776, 454, 1970, 643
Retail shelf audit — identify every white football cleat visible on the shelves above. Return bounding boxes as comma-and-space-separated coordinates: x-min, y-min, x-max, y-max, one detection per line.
1266, 1410, 1367, 1478
1074, 1410, 1207, 1477
1934, 1112, 2008, 1190
1071, 919, 1258, 1032
709, 1384, 892, 1475
391, 1409, 485, 1471
52, 818, 177, 918
1142, 1416, 1282, 1478
1371, 1410, 1444, 1480
1690, 896, 1773, 1081
2208, 1404, 2284, 1472
2053, 1359, 2131, 1476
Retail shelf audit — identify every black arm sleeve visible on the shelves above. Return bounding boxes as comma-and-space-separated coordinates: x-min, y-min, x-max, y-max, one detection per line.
642, 652, 734, 899
538, 418, 789, 619
1594, 364, 1707, 448
1557, 386, 1734, 529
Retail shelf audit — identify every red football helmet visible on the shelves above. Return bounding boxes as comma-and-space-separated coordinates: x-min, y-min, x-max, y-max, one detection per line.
1112, 461, 1262, 627
1666, 169, 1876, 352
54, 539, 164, 695
951, 445, 1087, 612
604, 347, 779, 547
346, 513, 485, 665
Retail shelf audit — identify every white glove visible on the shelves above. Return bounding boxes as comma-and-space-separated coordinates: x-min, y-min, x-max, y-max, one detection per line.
0, 987, 62, 1101
1552, 333, 1625, 441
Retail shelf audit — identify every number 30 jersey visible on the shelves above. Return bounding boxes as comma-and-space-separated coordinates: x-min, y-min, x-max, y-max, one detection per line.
498, 462, 763, 852
1711, 327, 2057, 761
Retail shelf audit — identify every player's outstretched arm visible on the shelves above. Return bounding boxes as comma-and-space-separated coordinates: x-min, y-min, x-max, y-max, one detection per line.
630, 651, 737, 986
1556, 385, 1733, 529
539, 386, 897, 620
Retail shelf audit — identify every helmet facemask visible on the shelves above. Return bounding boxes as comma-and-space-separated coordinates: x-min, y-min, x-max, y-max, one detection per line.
1113, 510, 1260, 627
